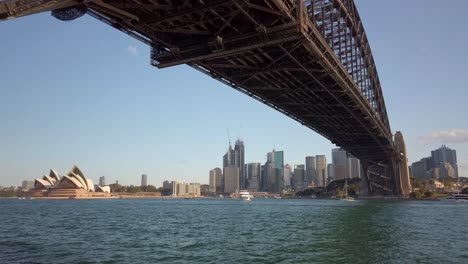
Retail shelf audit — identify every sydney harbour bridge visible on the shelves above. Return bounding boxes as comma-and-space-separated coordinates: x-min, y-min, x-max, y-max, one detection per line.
0, 0, 412, 196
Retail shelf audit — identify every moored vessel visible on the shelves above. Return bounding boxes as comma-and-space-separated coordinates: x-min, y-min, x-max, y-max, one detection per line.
238, 190, 252, 201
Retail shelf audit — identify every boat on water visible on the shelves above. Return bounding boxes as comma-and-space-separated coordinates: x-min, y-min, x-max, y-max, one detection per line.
238, 190, 252, 201
341, 179, 355, 202
446, 194, 468, 201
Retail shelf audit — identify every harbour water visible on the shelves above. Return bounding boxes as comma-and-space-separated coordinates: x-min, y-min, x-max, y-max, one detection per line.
0, 198, 467, 263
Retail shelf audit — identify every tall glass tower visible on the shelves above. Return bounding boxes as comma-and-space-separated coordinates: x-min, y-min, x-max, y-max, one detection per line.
234, 139, 245, 189
266, 150, 284, 192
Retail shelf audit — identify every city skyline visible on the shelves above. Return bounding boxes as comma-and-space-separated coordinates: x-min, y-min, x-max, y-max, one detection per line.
1, 0, 468, 186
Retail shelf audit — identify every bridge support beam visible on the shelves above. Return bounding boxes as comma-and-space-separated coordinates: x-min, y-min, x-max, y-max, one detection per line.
394, 131, 412, 197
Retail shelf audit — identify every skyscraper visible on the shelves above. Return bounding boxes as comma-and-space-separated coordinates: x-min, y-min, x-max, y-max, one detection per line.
411, 157, 435, 179
347, 155, 360, 179
293, 165, 306, 191
234, 139, 245, 189
283, 163, 293, 188
266, 150, 284, 192
305, 156, 316, 186
99, 176, 105, 186
315, 155, 327, 187
332, 148, 347, 180
327, 163, 333, 183
439, 162, 456, 179
209, 167, 222, 193
141, 174, 147, 187
223, 143, 235, 168
223, 140, 245, 189
246, 163, 261, 191
431, 145, 458, 177
332, 148, 361, 180
223, 166, 239, 193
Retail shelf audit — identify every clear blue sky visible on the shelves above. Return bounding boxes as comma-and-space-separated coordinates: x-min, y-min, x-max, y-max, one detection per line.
1, 0, 467, 187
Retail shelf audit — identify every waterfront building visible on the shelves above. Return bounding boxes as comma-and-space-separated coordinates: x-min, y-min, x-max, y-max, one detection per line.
327, 163, 333, 183
234, 139, 245, 189
315, 155, 327, 187
141, 174, 148, 187
99, 176, 105, 186
332, 148, 347, 180
293, 165, 306, 191
22, 180, 34, 191
431, 145, 458, 177
266, 150, 284, 192
172, 181, 187, 196
223, 166, 239, 194
200, 184, 210, 196
95, 186, 110, 193
246, 163, 261, 191
305, 156, 316, 186
30, 166, 110, 198
162, 180, 172, 190
209, 167, 222, 193
283, 163, 293, 188
187, 183, 201, 196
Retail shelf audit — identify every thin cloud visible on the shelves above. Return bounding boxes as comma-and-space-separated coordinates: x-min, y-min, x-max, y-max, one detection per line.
418, 129, 468, 144
127, 44, 139, 56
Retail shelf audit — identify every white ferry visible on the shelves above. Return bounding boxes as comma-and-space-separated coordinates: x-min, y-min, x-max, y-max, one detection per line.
238, 190, 253, 201
446, 194, 468, 201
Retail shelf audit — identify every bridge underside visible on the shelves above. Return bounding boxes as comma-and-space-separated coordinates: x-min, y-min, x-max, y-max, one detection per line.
0, 0, 410, 196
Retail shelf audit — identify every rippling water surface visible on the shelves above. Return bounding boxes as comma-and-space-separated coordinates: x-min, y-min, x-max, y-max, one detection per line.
0, 198, 467, 263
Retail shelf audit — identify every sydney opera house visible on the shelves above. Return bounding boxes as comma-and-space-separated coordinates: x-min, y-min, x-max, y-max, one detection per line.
30, 165, 112, 199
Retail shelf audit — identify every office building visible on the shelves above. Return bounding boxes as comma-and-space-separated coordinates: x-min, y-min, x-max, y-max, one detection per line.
162, 180, 172, 190
283, 163, 293, 188
172, 181, 187, 196
223, 140, 245, 190
187, 183, 201, 196
246, 163, 261, 191
439, 162, 456, 179
412, 160, 428, 179
411, 157, 434, 179
234, 139, 245, 189
327, 163, 333, 183
200, 184, 210, 196
332, 148, 361, 180
431, 145, 458, 177
223, 143, 235, 168
305, 156, 316, 186
223, 166, 239, 193
141, 174, 147, 187
293, 165, 306, 191
347, 155, 360, 179
316, 155, 327, 187
332, 148, 347, 180
266, 150, 284, 192
209, 167, 222, 193
99, 176, 105, 186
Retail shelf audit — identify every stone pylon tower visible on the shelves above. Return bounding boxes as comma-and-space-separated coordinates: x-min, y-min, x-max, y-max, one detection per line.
394, 131, 412, 196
